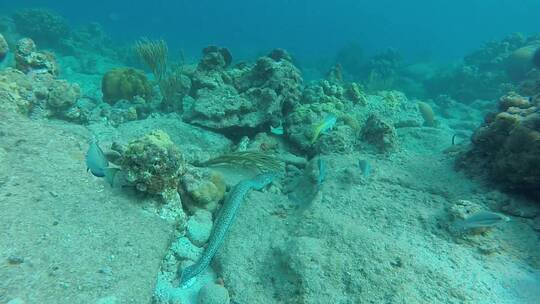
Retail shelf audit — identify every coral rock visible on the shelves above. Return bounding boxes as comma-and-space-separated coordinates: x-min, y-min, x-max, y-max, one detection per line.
316, 125, 358, 154
185, 49, 301, 130
362, 114, 397, 152
181, 167, 226, 211
198, 283, 230, 304
121, 130, 185, 195
267, 48, 292, 62
459, 92, 540, 197
199, 46, 232, 70
186, 210, 213, 247
47, 79, 81, 109
505, 44, 538, 80
14, 38, 58, 75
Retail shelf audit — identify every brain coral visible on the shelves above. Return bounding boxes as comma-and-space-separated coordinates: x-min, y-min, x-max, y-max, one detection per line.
101, 67, 152, 104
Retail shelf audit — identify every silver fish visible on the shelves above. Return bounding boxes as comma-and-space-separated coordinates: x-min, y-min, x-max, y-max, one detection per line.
456, 211, 510, 231
358, 159, 371, 177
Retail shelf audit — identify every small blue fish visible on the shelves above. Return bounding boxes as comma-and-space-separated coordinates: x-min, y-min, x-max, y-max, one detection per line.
358, 159, 371, 177
270, 124, 284, 135
86, 139, 109, 177
86, 139, 120, 186
317, 158, 326, 188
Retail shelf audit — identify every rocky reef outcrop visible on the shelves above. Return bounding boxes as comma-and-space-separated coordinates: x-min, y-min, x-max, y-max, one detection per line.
0, 67, 84, 121
425, 33, 540, 103
120, 130, 186, 196
184, 47, 302, 132
12, 8, 70, 48
14, 37, 58, 75
457, 92, 540, 198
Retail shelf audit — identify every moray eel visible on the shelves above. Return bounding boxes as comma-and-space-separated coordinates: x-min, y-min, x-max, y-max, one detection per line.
179, 172, 275, 286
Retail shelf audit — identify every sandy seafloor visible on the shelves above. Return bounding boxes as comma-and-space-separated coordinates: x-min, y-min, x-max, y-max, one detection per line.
1, 58, 540, 304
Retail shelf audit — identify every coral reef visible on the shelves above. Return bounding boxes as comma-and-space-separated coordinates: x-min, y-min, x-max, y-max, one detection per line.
285, 102, 344, 151
505, 44, 539, 80
362, 114, 398, 152
101, 67, 152, 104
362, 48, 402, 92
457, 92, 540, 197
284, 79, 367, 152
519, 69, 540, 96
46, 79, 81, 110
425, 33, 540, 102
0, 67, 86, 122
184, 48, 301, 131
0, 68, 33, 113
424, 64, 508, 103
284, 79, 420, 154
198, 45, 232, 71
14, 38, 58, 75
12, 8, 70, 48
55, 22, 120, 60
315, 125, 358, 154
120, 130, 185, 195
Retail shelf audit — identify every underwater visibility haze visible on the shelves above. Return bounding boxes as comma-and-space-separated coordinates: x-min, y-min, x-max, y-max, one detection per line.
0, 1, 540, 303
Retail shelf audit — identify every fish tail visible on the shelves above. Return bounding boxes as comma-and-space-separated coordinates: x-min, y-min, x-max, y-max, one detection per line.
311, 125, 323, 144
103, 167, 121, 187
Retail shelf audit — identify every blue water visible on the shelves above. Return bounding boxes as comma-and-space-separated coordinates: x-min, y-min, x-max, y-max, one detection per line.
2, 0, 540, 62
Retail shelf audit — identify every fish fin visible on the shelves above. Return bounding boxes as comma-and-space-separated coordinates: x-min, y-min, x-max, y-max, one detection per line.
103, 167, 121, 187
89, 168, 106, 178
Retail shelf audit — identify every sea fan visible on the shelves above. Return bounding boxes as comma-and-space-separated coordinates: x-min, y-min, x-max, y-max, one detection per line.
134, 38, 168, 81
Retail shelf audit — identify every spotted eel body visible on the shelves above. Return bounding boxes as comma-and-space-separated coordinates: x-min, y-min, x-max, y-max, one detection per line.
179, 172, 275, 286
